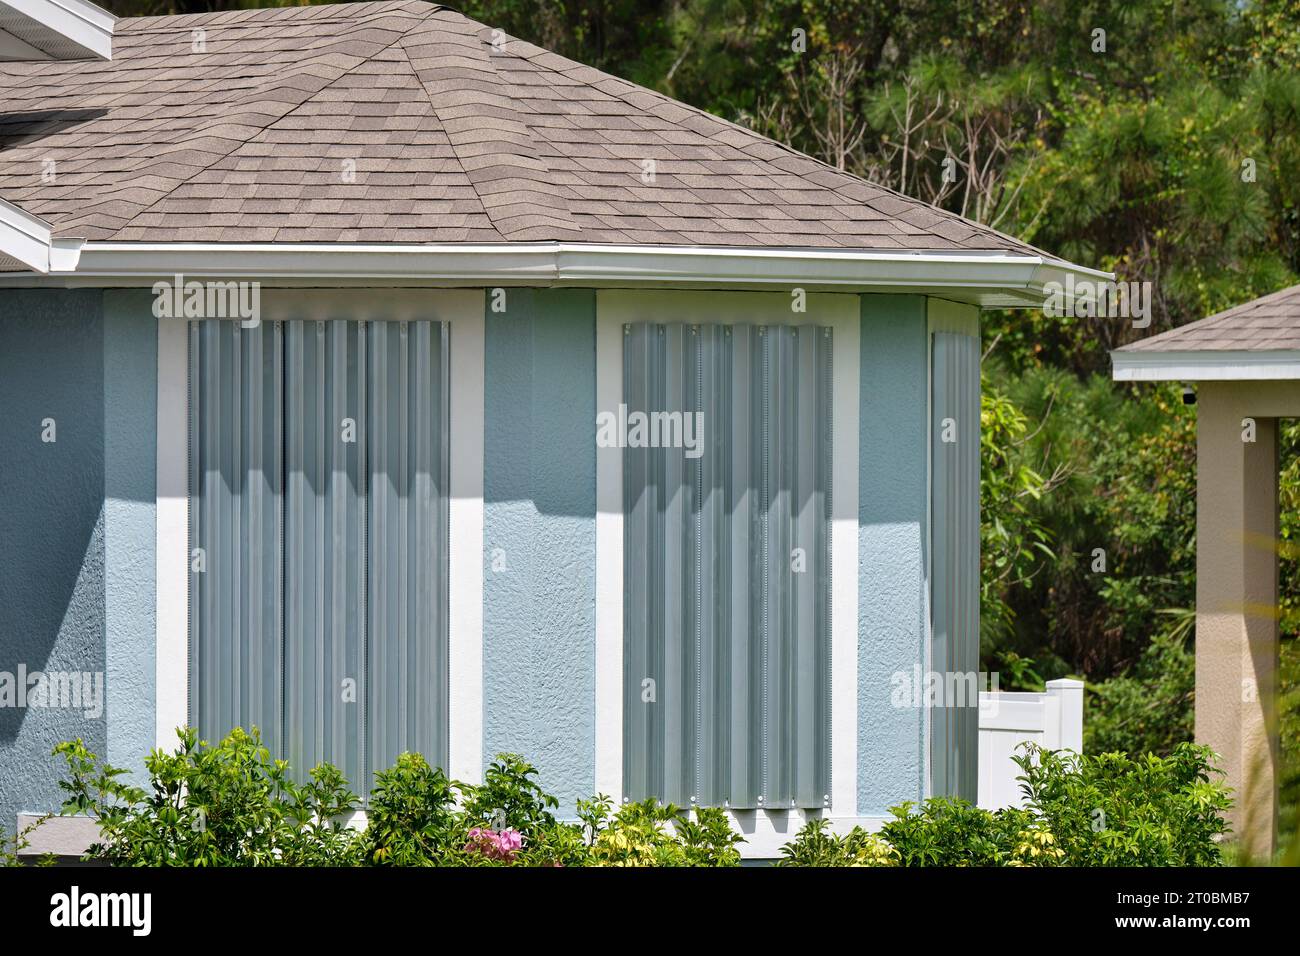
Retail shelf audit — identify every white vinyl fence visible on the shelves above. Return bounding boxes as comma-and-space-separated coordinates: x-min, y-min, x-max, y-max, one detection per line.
977, 678, 1084, 810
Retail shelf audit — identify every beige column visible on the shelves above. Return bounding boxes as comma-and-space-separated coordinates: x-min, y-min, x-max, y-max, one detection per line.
1196, 382, 1287, 858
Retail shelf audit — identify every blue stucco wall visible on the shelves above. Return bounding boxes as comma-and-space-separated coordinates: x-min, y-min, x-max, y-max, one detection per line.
0, 290, 107, 835
102, 291, 157, 783
482, 288, 597, 814
0, 290, 158, 835
857, 294, 929, 814
0, 283, 940, 832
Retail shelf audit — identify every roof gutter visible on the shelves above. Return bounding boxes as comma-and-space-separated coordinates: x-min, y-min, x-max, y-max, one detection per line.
1112, 348, 1300, 382
0, 0, 114, 61
14, 240, 1111, 307
0, 198, 53, 272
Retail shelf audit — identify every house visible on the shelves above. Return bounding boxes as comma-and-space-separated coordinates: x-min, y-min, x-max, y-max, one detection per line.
1112, 284, 1300, 858
0, 0, 1103, 856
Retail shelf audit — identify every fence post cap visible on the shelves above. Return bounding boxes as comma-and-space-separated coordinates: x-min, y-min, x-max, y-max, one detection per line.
1045, 677, 1085, 690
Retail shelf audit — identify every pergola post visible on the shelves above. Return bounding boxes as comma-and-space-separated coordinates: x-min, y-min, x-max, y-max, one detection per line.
1196, 383, 1280, 858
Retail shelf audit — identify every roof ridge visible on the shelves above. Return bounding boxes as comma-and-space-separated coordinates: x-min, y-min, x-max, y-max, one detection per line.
400, 8, 583, 241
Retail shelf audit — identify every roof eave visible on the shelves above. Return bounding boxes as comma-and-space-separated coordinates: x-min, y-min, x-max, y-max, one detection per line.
1112, 348, 1300, 381
1, 239, 1108, 306
0, 197, 52, 272
0, 0, 114, 61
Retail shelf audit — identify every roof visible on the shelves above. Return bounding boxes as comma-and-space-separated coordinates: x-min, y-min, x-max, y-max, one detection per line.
0, 0, 1052, 254
1112, 283, 1300, 382
1117, 283, 1300, 353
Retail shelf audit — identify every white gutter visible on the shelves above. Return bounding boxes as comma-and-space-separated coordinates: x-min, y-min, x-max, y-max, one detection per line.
0, 198, 53, 272
10, 240, 1111, 306
0, 0, 114, 61
1112, 348, 1300, 382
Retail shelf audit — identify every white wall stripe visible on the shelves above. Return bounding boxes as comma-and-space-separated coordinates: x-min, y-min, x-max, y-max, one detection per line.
155, 317, 188, 750
594, 307, 625, 800
446, 294, 486, 785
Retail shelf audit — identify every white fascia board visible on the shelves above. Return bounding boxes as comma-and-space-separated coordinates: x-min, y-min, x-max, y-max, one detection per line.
0, 0, 114, 60
37, 241, 1109, 306
0, 198, 52, 272
1112, 348, 1300, 381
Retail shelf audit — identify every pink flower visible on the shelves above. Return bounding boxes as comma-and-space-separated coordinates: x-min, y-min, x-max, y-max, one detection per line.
464, 826, 524, 862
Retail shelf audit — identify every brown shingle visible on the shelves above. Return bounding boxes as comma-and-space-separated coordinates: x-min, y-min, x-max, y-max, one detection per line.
1118, 284, 1300, 353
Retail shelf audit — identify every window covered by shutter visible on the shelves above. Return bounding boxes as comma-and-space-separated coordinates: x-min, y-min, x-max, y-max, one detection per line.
189, 318, 449, 796
622, 322, 832, 809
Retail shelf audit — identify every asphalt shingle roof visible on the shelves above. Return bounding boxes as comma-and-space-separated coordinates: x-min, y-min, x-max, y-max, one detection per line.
0, 1, 1052, 252
1117, 283, 1300, 353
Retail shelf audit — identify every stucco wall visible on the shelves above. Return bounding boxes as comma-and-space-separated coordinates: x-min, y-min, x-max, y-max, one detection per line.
482, 288, 597, 812
0, 284, 949, 831
857, 294, 929, 814
102, 291, 157, 782
0, 290, 108, 836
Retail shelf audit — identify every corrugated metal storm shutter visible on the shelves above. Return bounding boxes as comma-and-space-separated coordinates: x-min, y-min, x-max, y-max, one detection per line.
365, 320, 450, 776
930, 330, 980, 801
623, 322, 832, 809
190, 318, 449, 795
189, 320, 284, 758
283, 319, 367, 789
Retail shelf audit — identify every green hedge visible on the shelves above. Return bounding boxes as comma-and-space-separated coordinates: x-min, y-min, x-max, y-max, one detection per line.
2, 728, 1230, 867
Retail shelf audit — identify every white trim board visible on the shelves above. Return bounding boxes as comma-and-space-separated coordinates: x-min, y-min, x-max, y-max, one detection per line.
445, 293, 486, 785
1, 241, 1111, 309
1112, 348, 1300, 381
593, 289, 861, 833
0, 0, 113, 60
0, 198, 52, 273
153, 290, 486, 784
154, 318, 188, 750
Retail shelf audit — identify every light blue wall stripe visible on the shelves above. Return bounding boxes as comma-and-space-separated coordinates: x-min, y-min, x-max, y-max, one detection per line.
857, 294, 928, 815
483, 288, 596, 814
103, 291, 157, 784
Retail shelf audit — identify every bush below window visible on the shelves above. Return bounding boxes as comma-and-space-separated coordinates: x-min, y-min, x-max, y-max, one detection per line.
41, 729, 1228, 867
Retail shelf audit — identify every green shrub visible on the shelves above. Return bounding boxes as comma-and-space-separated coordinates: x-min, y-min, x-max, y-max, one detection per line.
53, 730, 739, 867
362, 752, 460, 865
462, 754, 589, 866
777, 818, 898, 867
578, 797, 742, 866
55, 728, 363, 866
51, 729, 1230, 867
781, 742, 1228, 867
1013, 742, 1231, 865
880, 799, 1055, 866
